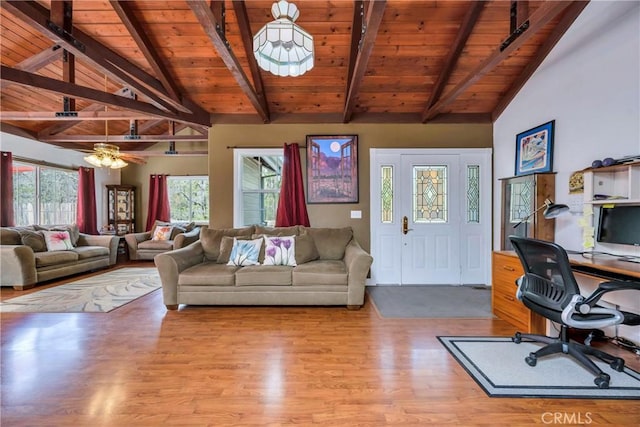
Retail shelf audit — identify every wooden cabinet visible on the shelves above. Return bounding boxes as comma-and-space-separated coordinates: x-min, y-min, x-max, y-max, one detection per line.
499, 173, 556, 250
492, 251, 546, 333
106, 185, 135, 235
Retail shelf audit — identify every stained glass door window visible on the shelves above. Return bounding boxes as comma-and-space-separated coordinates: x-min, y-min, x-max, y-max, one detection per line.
413, 165, 447, 223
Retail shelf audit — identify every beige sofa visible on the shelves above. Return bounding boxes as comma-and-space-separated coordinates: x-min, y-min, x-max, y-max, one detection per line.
0, 225, 119, 290
124, 221, 201, 260
155, 225, 373, 310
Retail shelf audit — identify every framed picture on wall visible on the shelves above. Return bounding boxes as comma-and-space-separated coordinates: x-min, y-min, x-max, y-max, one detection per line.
515, 120, 555, 176
306, 135, 358, 203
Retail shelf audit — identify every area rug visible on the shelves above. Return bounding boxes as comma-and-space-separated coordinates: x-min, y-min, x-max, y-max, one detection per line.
438, 336, 640, 399
367, 285, 493, 318
0, 267, 160, 313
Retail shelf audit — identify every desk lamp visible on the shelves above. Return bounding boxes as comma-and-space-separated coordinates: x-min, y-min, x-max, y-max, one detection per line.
513, 198, 570, 229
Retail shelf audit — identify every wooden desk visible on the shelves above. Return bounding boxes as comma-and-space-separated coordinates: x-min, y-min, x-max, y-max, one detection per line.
566, 254, 640, 280
491, 251, 640, 334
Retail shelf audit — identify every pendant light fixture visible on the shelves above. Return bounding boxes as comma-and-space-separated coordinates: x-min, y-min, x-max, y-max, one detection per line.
253, 0, 314, 77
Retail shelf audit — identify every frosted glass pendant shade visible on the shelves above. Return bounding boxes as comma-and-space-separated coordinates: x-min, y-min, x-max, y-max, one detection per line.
253, 0, 314, 77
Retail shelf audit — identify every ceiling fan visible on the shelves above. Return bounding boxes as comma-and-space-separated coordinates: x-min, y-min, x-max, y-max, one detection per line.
81, 143, 146, 168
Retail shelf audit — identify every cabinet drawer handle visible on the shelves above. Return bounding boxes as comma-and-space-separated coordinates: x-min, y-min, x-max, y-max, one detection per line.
504, 295, 515, 302
502, 266, 515, 272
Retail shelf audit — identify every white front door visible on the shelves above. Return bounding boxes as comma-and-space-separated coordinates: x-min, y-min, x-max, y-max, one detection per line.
400, 154, 460, 284
370, 149, 491, 285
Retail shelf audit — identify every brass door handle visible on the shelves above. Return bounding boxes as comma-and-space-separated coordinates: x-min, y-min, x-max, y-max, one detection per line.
402, 216, 412, 234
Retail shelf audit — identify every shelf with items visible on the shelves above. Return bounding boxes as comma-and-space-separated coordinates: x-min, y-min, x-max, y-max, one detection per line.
583, 162, 640, 205
106, 185, 135, 235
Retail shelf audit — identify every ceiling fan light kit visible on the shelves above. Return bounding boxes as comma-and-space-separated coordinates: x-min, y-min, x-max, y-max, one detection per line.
84, 143, 128, 169
253, 0, 314, 77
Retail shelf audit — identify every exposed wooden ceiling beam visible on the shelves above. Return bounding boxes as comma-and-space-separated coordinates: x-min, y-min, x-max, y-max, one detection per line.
136, 119, 166, 135
492, 1, 589, 121
38, 87, 131, 137
1, 111, 169, 121
343, 0, 386, 123
66, 141, 157, 151
136, 119, 208, 136
232, 0, 269, 118
422, 0, 573, 122
0, 45, 61, 90
0, 123, 39, 140
347, 1, 364, 86
187, 0, 270, 123
40, 134, 207, 143
2, 0, 206, 119
0, 66, 210, 127
108, 0, 182, 103
119, 150, 208, 157
422, 1, 486, 121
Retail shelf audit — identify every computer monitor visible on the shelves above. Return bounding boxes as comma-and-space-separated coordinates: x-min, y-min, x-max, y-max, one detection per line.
596, 205, 640, 246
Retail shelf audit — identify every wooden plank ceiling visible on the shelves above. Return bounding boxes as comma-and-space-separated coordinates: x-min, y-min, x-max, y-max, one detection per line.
0, 0, 588, 154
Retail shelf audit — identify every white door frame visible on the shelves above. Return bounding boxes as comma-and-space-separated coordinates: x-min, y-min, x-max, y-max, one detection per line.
369, 148, 492, 285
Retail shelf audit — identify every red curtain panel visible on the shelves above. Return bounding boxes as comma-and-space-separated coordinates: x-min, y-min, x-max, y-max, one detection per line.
276, 143, 310, 227
77, 167, 98, 234
146, 174, 171, 231
0, 151, 15, 227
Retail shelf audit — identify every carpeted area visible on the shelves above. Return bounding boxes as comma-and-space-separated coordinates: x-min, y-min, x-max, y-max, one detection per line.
367, 285, 493, 318
0, 267, 160, 313
439, 336, 640, 399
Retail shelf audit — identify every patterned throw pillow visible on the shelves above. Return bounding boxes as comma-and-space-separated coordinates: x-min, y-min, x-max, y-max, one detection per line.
262, 236, 296, 266
227, 237, 263, 266
152, 226, 173, 241
35, 224, 80, 247
42, 230, 74, 251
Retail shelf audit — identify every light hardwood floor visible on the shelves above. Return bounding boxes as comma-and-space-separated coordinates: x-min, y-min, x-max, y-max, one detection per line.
2, 264, 639, 426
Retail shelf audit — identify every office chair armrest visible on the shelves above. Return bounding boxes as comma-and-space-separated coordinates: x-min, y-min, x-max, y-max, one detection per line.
561, 295, 625, 329
579, 280, 640, 308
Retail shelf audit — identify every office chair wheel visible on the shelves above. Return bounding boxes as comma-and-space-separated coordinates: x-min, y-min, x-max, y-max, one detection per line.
594, 373, 610, 389
525, 354, 537, 366
513, 332, 523, 344
610, 358, 625, 372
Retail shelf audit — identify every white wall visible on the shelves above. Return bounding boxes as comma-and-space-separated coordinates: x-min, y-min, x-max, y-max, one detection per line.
0, 132, 120, 229
494, 1, 640, 256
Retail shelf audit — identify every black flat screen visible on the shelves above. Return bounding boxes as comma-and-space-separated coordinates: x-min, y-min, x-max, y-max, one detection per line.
596, 205, 640, 246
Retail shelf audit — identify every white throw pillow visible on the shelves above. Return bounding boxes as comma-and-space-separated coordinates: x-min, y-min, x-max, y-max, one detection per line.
227, 237, 263, 266
42, 230, 74, 251
262, 235, 296, 266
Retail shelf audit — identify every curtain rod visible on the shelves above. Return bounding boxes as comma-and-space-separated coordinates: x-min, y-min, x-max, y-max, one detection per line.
12, 155, 78, 171
226, 145, 306, 149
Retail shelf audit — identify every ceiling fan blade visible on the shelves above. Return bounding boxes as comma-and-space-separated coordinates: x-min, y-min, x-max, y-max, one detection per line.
119, 153, 147, 164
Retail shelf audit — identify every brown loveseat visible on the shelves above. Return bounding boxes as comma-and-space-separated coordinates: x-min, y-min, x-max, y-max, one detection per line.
154, 225, 373, 310
0, 225, 119, 290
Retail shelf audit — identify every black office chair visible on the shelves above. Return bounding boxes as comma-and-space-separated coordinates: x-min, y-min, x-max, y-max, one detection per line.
508, 236, 640, 389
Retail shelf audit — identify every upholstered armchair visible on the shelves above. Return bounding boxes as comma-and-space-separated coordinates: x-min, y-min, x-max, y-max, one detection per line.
124, 221, 201, 261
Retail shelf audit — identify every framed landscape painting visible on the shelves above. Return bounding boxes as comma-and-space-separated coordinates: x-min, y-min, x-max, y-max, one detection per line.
306, 135, 358, 204
515, 120, 554, 176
